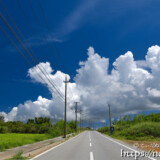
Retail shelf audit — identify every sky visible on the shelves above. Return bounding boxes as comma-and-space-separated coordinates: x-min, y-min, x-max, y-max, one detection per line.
1, 0, 160, 123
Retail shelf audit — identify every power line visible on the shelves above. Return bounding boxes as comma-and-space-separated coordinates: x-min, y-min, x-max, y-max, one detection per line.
14, 0, 66, 103
17, 0, 76, 105
0, 10, 64, 102
16, 0, 56, 68
0, 26, 32, 67
0, 1, 65, 102
37, 0, 76, 103
37, 0, 66, 71
28, 0, 60, 70
0, 25, 64, 102
1, 1, 79, 134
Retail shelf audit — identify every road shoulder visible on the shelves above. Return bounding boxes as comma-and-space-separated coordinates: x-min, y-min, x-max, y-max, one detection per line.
0, 133, 78, 160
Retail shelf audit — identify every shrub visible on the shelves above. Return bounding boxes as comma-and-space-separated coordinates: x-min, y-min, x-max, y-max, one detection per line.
118, 122, 160, 139
0, 126, 8, 133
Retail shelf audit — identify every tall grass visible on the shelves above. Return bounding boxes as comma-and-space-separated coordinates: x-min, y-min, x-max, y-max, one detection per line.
98, 122, 160, 141
0, 133, 52, 151
117, 122, 160, 140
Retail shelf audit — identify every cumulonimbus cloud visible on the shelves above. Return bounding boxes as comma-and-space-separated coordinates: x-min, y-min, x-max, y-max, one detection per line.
1, 45, 160, 122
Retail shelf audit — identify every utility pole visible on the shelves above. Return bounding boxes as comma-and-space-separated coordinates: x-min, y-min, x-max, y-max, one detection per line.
82, 114, 84, 129
63, 75, 69, 138
74, 102, 79, 132
79, 110, 82, 131
83, 115, 86, 128
108, 104, 112, 134
89, 119, 91, 129
81, 114, 85, 129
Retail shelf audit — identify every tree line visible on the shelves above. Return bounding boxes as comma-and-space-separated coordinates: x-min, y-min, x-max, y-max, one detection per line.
0, 115, 77, 137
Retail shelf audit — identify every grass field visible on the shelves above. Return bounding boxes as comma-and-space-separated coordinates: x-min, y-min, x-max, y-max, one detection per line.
0, 133, 52, 151
98, 121, 160, 141
111, 122, 160, 141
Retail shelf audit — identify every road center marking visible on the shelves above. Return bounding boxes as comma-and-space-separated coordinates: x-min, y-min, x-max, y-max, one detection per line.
90, 142, 92, 147
90, 152, 94, 160
89, 133, 91, 141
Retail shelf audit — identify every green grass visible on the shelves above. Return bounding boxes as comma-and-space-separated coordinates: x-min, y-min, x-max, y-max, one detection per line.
6, 151, 28, 160
0, 133, 52, 151
98, 113, 160, 141
110, 122, 160, 141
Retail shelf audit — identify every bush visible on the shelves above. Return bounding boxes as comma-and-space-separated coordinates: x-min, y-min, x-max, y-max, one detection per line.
0, 126, 8, 133
112, 122, 160, 140
122, 122, 160, 138
98, 113, 160, 140
97, 127, 110, 133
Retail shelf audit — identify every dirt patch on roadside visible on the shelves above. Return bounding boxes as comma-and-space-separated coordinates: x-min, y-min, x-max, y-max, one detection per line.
23, 139, 66, 159
124, 140, 160, 152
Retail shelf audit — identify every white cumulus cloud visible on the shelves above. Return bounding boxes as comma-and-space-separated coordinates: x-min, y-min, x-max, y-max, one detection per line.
1, 45, 160, 122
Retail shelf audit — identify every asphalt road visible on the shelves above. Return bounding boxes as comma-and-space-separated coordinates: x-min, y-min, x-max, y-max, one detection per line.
32, 131, 160, 160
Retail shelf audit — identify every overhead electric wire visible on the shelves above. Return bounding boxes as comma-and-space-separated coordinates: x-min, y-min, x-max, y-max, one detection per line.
15, 0, 65, 101
0, 25, 64, 102
28, 0, 61, 70
16, 0, 56, 70
0, 10, 64, 102
37, 0, 76, 102
37, 0, 66, 71
28, 0, 76, 104
0, 26, 32, 67
16, 0, 46, 52
0, 1, 65, 102
16, 0, 73, 122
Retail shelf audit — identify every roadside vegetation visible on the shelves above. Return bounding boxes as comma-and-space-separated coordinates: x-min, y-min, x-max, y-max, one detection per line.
0, 133, 52, 151
6, 151, 28, 160
98, 113, 160, 141
0, 115, 77, 151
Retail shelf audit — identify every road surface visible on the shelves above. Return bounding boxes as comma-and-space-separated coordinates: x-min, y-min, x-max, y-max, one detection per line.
32, 131, 159, 160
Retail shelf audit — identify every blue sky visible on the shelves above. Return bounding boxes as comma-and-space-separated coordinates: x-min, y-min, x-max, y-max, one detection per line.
1, 0, 160, 119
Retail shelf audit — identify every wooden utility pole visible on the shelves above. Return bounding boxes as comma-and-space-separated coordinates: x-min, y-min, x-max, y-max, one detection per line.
74, 102, 79, 132
79, 110, 82, 131
108, 104, 112, 134
63, 75, 69, 138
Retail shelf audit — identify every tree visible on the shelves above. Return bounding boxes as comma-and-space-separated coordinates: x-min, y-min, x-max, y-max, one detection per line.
69, 121, 76, 130
27, 119, 34, 124
0, 114, 4, 122
35, 117, 51, 124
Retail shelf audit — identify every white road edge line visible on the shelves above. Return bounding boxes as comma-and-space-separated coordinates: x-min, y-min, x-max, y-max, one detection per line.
31, 132, 83, 160
96, 132, 156, 160
90, 152, 94, 160
90, 142, 92, 147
